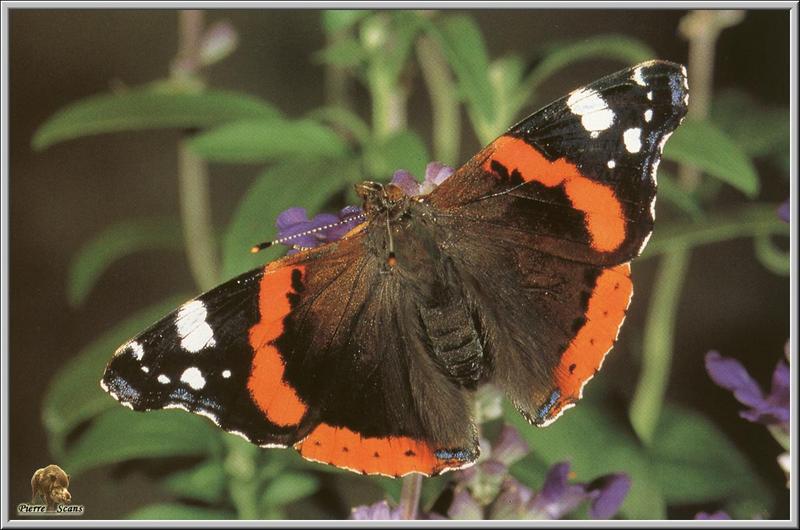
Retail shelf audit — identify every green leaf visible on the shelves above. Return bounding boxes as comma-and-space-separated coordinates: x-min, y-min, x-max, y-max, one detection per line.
509, 453, 550, 490
504, 401, 666, 519
42, 296, 189, 457
712, 89, 789, 159
313, 37, 366, 68
628, 249, 691, 445
363, 131, 430, 181
63, 408, 222, 475
162, 459, 227, 504
650, 404, 772, 507
372, 476, 402, 504
663, 119, 760, 198
322, 9, 370, 34
307, 105, 371, 146
656, 170, 704, 221
487, 55, 529, 141
221, 158, 357, 279
189, 118, 349, 163
428, 15, 494, 127
420, 475, 449, 512
261, 472, 320, 508
524, 35, 656, 95
33, 88, 280, 150
126, 502, 233, 520
67, 218, 183, 307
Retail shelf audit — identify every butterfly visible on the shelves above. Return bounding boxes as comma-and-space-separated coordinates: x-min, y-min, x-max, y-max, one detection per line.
101, 60, 689, 478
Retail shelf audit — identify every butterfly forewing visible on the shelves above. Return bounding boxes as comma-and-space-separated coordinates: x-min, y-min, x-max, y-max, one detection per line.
430, 60, 688, 266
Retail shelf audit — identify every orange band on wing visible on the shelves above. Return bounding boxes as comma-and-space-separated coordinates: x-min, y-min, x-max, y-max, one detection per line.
485, 136, 626, 253
555, 263, 633, 403
248, 266, 308, 427
295, 423, 472, 477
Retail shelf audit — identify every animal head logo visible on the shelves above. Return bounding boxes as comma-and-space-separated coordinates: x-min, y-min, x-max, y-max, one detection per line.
30, 465, 72, 511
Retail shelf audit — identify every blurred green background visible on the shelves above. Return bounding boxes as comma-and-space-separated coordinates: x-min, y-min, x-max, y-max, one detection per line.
8, 8, 790, 519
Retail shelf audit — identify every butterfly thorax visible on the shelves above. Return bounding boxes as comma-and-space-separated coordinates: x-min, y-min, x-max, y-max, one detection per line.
354, 181, 411, 218
354, 183, 488, 389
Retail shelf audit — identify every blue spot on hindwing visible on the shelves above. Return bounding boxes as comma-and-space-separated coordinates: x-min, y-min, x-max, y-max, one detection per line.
434, 448, 474, 462
534, 389, 561, 424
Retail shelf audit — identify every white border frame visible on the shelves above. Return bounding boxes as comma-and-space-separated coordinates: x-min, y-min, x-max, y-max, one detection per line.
1, 1, 796, 527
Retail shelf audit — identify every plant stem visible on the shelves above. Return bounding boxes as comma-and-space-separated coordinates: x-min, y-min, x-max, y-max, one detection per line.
175, 9, 220, 291
677, 10, 745, 191
323, 19, 356, 140
640, 204, 789, 258
629, 250, 690, 444
398, 473, 423, 519
365, 14, 407, 140
223, 436, 261, 519
178, 139, 219, 291
629, 9, 745, 444
417, 35, 460, 166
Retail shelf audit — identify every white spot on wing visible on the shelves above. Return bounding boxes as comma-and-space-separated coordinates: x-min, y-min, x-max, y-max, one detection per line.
222, 369, 232, 379
99, 379, 109, 392
623, 128, 642, 153
607, 160, 616, 169
176, 300, 216, 353
180, 367, 207, 390
141, 366, 150, 373
157, 374, 171, 384
128, 341, 145, 360
644, 109, 653, 122
647, 91, 653, 101
632, 67, 646, 86
566, 88, 615, 133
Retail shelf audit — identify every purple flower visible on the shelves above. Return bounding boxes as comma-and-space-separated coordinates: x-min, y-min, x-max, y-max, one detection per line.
527, 462, 588, 519
447, 489, 484, 520
777, 199, 789, 223
705, 351, 789, 426
489, 478, 534, 519
349, 500, 402, 520
455, 426, 529, 506
488, 463, 630, 520
274, 205, 364, 254
695, 510, 732, 520
390, 162, 454, 196
586, 473, 632, 519
491, 424, 529, 467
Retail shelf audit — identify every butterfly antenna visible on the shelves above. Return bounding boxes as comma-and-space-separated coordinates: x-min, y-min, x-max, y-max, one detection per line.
250, 212, 367, 253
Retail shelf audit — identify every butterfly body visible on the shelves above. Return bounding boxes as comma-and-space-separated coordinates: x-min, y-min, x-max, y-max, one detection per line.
102, 60, 688, 477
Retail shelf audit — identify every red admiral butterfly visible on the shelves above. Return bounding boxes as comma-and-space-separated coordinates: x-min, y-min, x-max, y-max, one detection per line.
101, 60, 689, 477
